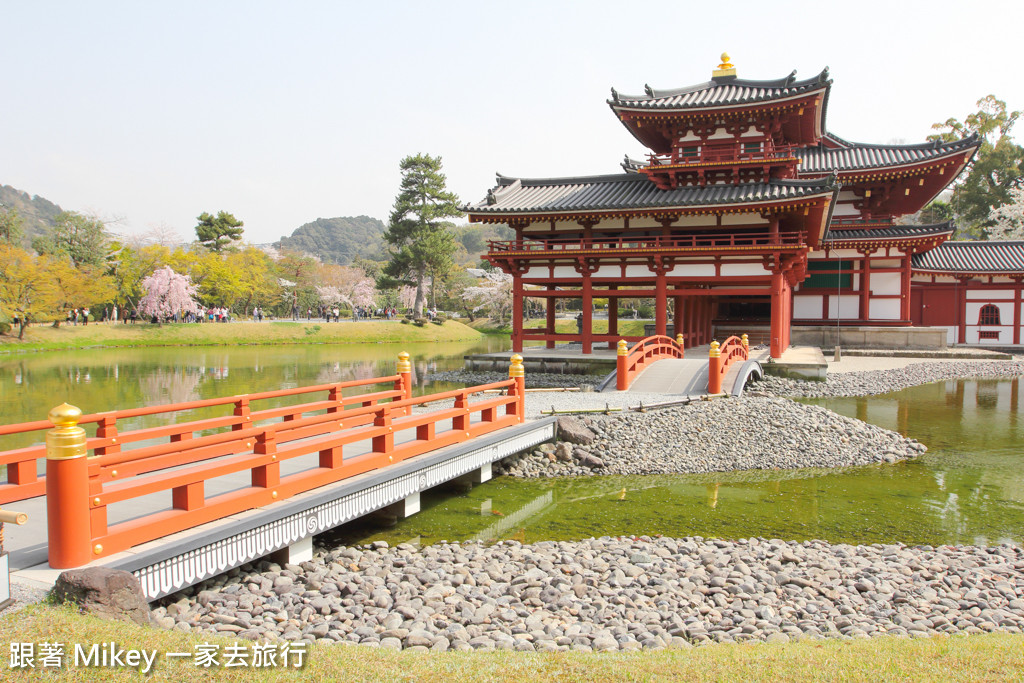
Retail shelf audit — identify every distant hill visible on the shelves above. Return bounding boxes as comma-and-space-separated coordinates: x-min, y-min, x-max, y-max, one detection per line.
277, 216, 387, 265
0, 184, 65, 246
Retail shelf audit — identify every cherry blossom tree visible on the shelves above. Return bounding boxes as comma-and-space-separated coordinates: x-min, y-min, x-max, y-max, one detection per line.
988, 185, 1024, 240
315, 265, 376, 309
398, 285, 417, 312
462, 270, 513, 323
138, 266, 200, 321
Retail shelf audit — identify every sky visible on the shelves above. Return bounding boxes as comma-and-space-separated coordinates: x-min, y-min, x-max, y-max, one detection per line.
3, 1, 1023, 245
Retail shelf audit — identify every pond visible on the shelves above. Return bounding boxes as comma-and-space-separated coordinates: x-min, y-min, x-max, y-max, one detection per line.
0, 336, 510, 451
325, 377, 1024, 549
2, 344, 1021, 548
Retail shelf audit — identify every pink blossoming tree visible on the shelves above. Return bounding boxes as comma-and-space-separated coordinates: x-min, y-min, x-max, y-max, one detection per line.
139, 266, 200, 321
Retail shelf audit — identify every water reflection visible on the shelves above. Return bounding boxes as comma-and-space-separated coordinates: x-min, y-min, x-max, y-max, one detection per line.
327, 378, 1024, 548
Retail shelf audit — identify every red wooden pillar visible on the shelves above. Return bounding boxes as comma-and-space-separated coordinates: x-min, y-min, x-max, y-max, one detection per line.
512, 273, 524, 353
770, 271, 785, 359
545, 285, 556, 349
859, 250, 873, 322
607, 284, 618, 349
46, 403, 92, 569
581, 269, 593, 354
900, 252, 912, 322
1013, 278, 1021, 345
958, 278, 967, 344
655, 269, 668, 337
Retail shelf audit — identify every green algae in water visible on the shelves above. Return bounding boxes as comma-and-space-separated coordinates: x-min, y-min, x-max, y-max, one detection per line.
326, 378, 1024, 548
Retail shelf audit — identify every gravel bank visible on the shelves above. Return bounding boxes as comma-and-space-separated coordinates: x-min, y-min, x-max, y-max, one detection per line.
500, 397, 925, 478
428, 369, 603, 389
4, 579, 50, 614
755, 360, 1024, 398
154, 536, 1024, 651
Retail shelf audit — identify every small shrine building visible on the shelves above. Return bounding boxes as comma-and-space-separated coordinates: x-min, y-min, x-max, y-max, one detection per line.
466, 55, 1023, 357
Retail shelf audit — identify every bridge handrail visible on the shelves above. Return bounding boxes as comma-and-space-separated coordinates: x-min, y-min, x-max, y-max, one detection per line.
0, 372, 409, 505
40, 352, 528, 568
708, 335, 750, 394
616, 335, 685, 391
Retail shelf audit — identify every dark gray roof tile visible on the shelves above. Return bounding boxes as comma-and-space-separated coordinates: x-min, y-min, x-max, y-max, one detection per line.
795, 134, 980, 173
827, 222, 955, 242
912, 241, 1024, 273
466, 173, 839, 215
609, 68, 831, 111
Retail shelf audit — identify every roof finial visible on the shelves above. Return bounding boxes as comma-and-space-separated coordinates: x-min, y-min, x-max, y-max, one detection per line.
712, 51, 736, 79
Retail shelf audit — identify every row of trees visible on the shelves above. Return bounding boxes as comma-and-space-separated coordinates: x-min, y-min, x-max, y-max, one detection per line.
0, 155, 516, 338
925, 95, 1024, 239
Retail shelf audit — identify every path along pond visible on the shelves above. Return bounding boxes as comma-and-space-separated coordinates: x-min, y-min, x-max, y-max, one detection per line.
1, 341, 1021, 548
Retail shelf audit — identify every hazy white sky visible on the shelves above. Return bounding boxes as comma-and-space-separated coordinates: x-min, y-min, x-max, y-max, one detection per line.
3, 1, 1022, 244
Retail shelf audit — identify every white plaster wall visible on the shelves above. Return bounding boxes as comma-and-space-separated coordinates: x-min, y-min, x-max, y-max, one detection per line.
870, 273, 901, 295
872, 259, 902, 268
719, 263, 769, 277
828, 295, 859, 319
675, 216, 717, 227
837, 191, 859, 202
831, 203, 860, 217
523, 267, 548, 279
708, 127, 732, 139
966, 301, 1013, 324
627, 217, 665, 229
811, 249, 861, 260
721, 213, 767, 225
967, 290, 1014, 300
553, 220, 582, 232
624, 265, 654, 278
551, 266, 578, 279
740, 125, 761, 137
678, 130, 700, 142
942, 326, 957, 345
793, 295, 823, 319
868, 298, 901, 320
669, 263, 717, 277
966, 326, 1014, 344
592, 266, 622, 278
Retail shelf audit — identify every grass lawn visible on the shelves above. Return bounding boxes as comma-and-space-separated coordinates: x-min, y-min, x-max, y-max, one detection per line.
2, 604, 1022, 681
472, 318, 651, 337
0, 320, 482, 353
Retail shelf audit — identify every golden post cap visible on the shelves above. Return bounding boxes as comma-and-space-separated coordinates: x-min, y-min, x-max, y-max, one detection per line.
48, 403, 82, 428
617, 340, 628, 356
509, 354, 525, 378
709, 340, 721, 358
397, 351, 411, 372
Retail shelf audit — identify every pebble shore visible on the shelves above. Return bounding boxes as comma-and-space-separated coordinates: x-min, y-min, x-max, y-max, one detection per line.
755, 360, 1024, 398
154, 536, 1024, 651
500, 397, 926, 478
429, 369, 601, 389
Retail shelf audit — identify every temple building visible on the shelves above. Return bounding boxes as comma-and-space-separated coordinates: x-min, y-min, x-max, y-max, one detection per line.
466, 55, 1023, 357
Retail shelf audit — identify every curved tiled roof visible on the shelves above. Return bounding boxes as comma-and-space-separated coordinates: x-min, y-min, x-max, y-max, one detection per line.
795, 134, 980, 174
609, 68, 831, 111
465, 173, 839, 215
912, 241, 1024, 273
826, 222, 955, 243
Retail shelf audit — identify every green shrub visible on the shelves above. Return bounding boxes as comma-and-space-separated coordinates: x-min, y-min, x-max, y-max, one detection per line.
400, 318, 410, 325
638, 305, 655, 318
431, 319, 444, 326
0, 322, 10, 335
413, 318, 427, 327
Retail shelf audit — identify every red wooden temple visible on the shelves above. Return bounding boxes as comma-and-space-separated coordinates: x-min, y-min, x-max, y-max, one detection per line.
467, 54, 1024, 356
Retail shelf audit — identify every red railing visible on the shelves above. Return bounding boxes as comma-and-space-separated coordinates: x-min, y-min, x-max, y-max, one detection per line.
0, 374, 411, 505
6, 352, 528, 568
708, 335, 749, 394
488, 231, 804, 255
616, 335, 685, 391
647, 143, 798, 167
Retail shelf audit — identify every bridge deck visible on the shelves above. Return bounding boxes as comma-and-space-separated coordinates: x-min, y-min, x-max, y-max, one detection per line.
10, 418, 556, 600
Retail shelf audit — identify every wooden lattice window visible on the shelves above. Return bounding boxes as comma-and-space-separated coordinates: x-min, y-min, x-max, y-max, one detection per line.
978, 304, 1001, 326
742, 141, 762, 155
978, 330, 1000, 340
679, 146, 699, 160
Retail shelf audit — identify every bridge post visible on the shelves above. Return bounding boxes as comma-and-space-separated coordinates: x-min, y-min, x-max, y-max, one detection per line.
616, 340, 628, 391
676, 333, 685, 358
45, 403, 92, 569
741, 334, 749, 358
509, 354, 525, 422
397, 351, 413, 415
708, 341, 722, 395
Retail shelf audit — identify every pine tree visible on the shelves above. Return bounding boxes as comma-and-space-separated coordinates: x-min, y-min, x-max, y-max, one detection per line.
195, 211, 245, 252
381, 154, 461, 317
